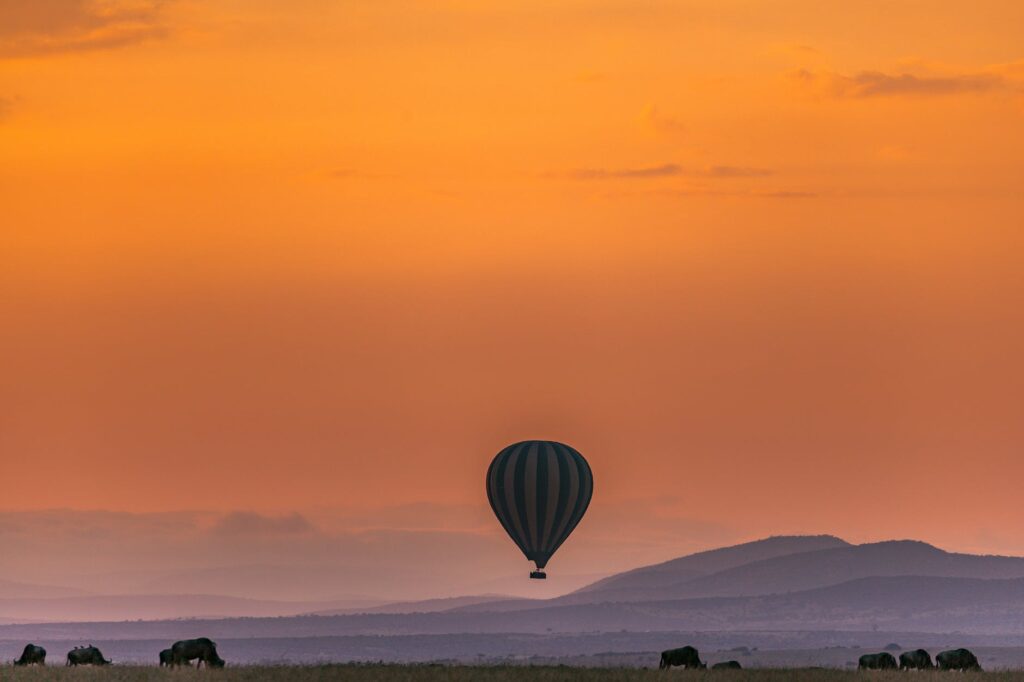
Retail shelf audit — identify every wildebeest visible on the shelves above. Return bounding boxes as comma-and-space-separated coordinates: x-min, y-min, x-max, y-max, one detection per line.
159, 649, 174, 667
899, 649, 934, 670
66, 645, 110, 666
14, 644, 46, 666
171, 637, 225, 668
659, 645, 706, 670
936, 648, 982, 672
712, 660, 742, 670
858, 652, 898, 670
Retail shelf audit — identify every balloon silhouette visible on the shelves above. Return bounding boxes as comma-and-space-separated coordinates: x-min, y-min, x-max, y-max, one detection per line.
486, 440, 593, 579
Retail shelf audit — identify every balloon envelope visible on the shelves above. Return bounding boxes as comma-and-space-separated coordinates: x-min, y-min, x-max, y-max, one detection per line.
486, 440, 593, 576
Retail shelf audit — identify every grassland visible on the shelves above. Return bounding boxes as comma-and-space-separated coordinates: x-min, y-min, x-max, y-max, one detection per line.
0, 666, 1017, 682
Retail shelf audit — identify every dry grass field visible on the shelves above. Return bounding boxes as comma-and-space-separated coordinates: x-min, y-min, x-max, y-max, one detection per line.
0, 666, 1015, 682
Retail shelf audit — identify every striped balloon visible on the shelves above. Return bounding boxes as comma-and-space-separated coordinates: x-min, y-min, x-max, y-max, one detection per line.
486, 440, 593, 578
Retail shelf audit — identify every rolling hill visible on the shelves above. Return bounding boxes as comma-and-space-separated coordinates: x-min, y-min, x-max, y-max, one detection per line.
576, 535, 851, 595
9, 534, 1024, 637
313, 594, 524, 616
555, 537, 1024, 605
10, 573, 1024, 639
0, 594, 382, 623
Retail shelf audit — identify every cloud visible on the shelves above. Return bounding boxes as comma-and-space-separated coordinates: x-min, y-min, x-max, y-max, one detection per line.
570, 163, 683, 180
569, 164, 773, 180
212, 511, 316, 536
668, 188, 816, 199
756, 190, 816, 199
699, 165, 773, 178
0, 0, 169, 58
795, 68, 1008, 98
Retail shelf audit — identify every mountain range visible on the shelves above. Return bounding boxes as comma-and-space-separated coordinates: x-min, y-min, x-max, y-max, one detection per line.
9, 534, 1024, 633
561, 535, 1024, 603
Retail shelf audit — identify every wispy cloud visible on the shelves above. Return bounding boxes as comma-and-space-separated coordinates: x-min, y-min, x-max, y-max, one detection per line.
570, 163, 683, 180
699, 166, 773, 178
583, 185, 816, 200
0, 0, 170, 58
569, 164, 772, 180
794, 68, 1010, 98
669, 188, 816, 199
756, 190, 816, 199
212, 511, 316, 537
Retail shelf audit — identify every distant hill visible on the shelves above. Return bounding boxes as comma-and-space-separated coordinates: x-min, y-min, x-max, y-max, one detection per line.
11, 574, 1024, 639
0, 578, 90, 600
663, 540, 1024, 598
10, 534, 1024, 636
451, 535, 863, 611
572, 535, 850, 599
11, 535, 1024, 664
0, 594, 382, 623
464, 574, 1024, 635
313, 594, 524, 616
545, 538, 1024, 606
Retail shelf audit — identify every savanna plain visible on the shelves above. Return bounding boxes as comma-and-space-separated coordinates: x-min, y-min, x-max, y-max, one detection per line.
0, 668, 1016, 682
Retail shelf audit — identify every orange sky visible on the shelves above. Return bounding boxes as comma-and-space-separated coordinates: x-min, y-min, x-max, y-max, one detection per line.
2, 0, 1024, 569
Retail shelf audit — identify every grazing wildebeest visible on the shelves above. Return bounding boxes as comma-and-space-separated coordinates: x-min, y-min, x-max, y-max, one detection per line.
712, 660, 742, 670
159, 649, 174, 667
66, 645, 110, 666
659, 646, 706, 670
171, 638, 225, 668
936, 648, 982, 672
858, 652, 898, 670
899, 649, 934, 670
14, 644, 46, 666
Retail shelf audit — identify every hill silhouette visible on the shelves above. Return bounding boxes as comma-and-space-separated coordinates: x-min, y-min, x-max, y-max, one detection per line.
313, 594, 524, 616
538, 538, 1024, 605
450, 536, 1024, 613
570, 535, 850, 600
9, 535, 1024, 636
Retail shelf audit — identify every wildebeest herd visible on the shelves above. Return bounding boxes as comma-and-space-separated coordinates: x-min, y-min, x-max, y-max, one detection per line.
659, 646, 741, 670
11, 637, 224, 668
659, 645, 985, 672
857, 648, 982, 672
6, 639, 989, 672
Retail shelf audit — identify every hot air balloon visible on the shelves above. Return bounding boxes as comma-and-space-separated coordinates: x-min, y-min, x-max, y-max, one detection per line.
486, 440, 593, 579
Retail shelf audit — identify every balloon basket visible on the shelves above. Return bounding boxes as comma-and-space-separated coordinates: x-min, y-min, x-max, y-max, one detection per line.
529, 570, 547, 580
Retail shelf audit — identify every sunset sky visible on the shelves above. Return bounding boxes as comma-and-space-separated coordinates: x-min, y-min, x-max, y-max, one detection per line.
2, 1, 1024, 597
